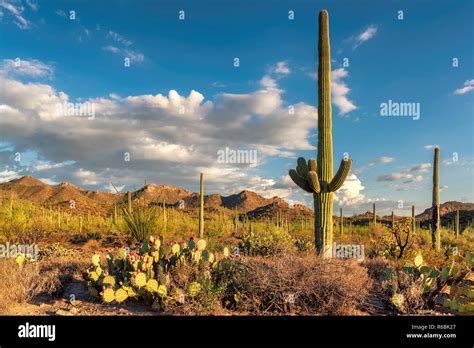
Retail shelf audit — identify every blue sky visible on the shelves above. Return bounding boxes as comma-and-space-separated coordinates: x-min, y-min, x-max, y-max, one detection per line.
0, 0, 473, 215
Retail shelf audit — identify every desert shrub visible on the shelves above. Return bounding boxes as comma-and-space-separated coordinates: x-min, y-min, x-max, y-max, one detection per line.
367, 233, 398, 259
238, 228, 296, 256
0, 255, 88, 312
86, 232, 102, 240
86, 236, 231, 314
295, 237, 313, 253
363, 257, 393, 281
367, 220, 415, 260
38, 242, 81, 259
388, 219, 415, 259
215, 254, 372, 315
123, 207, 157, 243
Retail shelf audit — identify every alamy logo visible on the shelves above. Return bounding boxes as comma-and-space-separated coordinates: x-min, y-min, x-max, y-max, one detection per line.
0, 242, 38, 261
217, 147, 257, 166
332, 242, 365, 261
55, 101, 96, 120
18, 322, 56, 341
380, 100, 420, 120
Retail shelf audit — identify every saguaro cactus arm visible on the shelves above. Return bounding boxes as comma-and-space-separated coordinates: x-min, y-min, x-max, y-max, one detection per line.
308, 158, 317, 172
308, 171, 321, 193
296, 157, 309, 178
328, 158, 352, 192
289, 169, 313, 193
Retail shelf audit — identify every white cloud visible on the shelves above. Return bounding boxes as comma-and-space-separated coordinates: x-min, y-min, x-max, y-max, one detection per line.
103, 30, 144, 63
25, 0, 38, 11
377, 172, 423, 183
408, 163, 431, 172
453, 79, 474, 95
1, 58, 54, 79
0, 69, 317, 194
124, 49, 144, 63
0, 0, 31, 29
102, 46, 144, 63
259, 75, 278, 90
38, 177, 59, 185
424, 144, 438, 149
334, 174, 365, 206
102, 45, 120, 54
377, 162, 431, 183
107, 30, 132, 46
32, 161, 75, 172
368, 156, 394, 166
0, 169, 19, 182
55, 9, 66, 18
274, 61, 290, 75
354, 25, 377, 49
331, 68, 357, 115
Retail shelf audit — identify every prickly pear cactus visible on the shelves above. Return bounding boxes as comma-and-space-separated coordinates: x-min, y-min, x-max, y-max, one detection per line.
86, 235, 230, 308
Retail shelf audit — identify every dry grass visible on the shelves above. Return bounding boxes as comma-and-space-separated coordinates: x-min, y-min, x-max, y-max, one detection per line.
0, 255, 89, 313
219, 254, 373, 315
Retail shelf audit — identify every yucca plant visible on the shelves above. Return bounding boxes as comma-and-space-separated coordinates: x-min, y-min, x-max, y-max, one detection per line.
123, 207, 157, 243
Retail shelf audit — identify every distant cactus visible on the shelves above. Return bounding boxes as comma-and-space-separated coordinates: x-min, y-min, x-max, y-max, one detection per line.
412, 205, 416, 234
162, 202, 167, 234
289, 10, 352, 256
391, 211, 395, 229
340, 208, 343, 235
432, 147, 441, 251
199, 173, 204, 238
127, 191, 132, 213
455, 209, 459, 239
372, 203, 376, 227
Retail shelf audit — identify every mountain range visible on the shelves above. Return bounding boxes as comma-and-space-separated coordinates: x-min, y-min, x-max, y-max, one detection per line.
0, 176, 473, 226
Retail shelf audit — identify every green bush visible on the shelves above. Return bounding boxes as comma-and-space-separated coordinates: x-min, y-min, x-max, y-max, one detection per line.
238, 228, 296, 256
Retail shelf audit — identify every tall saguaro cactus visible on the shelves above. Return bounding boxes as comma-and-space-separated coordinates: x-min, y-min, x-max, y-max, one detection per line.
198, 173, 204, 238
340, 208, 343, 235
289, 10, 352, 256
432, 147, 441, 251
455, 209, 459, 239
372, 203, 376, 227
127, 191, 132, 213
412, 205, 416, 234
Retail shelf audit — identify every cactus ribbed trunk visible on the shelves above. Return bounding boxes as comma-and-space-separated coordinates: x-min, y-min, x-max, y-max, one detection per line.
198, 173, 204, 238
127, 191, 132, 213
315, 10, 334, 257
432, 148, 441, 251
163, 202, 167, 233
340, 208, 343, 236
391, 211, 395, 228
412, 205, 416, 234
372, 203, 376, 227
455, 209, 459, 239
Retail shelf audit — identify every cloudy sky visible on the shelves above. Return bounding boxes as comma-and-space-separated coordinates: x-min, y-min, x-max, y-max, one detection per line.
0, 0, 473, 215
